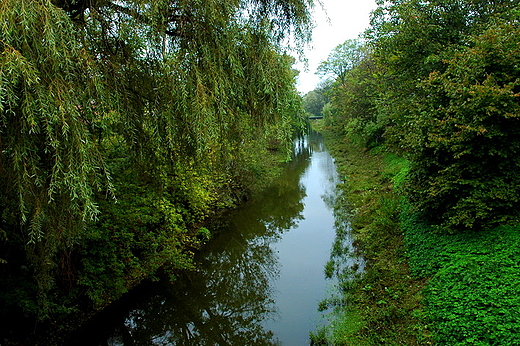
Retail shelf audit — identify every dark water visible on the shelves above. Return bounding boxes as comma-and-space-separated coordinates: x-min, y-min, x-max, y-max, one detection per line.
71, 132, 344, 345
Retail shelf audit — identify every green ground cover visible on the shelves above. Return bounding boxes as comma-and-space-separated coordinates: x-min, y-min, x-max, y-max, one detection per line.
403, 212, 520, 345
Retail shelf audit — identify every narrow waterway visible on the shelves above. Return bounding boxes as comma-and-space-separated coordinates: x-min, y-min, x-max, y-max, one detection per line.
70, 132, 344, 345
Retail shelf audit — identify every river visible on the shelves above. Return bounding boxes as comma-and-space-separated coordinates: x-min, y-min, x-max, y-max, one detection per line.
69, 132, 346, 345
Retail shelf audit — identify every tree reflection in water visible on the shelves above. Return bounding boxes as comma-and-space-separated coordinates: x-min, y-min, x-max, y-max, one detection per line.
71, 135, 318, 346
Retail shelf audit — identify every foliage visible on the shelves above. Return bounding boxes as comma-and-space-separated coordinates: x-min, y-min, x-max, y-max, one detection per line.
0, 0, 113, 318
77, 169, 197, 309
330, 53, 384, 148
403, 210, 520, 345
303, 88, 328, 117
316, 39, 365, 86
405, 18, 520, 231
367, 0, 520, 231
0, 0, 314, 329
313, 39, 384, 149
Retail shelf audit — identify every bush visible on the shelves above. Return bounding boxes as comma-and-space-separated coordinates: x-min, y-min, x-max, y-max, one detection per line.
404, 18, 520, 232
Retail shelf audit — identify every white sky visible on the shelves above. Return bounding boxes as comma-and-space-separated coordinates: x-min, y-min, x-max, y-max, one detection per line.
294, 0, 378, 94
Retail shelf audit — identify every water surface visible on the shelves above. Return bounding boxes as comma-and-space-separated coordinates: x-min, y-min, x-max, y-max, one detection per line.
71, 132, 342, 345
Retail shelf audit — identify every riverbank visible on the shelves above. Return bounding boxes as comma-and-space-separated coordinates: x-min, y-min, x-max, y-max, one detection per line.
0, 146, 291, 346
312, 124, 431, 345
315, 122, 520, 345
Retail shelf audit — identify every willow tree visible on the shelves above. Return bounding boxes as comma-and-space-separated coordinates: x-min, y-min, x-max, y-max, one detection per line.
0, 0, 313, 320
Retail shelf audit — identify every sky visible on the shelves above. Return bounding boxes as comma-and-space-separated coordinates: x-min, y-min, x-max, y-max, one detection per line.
294, 0, 378, 94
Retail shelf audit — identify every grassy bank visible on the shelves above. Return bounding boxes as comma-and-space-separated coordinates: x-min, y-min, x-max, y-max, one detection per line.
314, 123, 520, 345
312, 124, 431, 345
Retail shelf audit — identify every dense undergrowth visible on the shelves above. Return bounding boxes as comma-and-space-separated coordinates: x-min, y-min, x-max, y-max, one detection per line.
403, 210, 520, 345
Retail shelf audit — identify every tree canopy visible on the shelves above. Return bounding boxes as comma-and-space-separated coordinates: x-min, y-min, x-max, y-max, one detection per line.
0, 0, 313, 324
320, 1, 520, 231
316, 38, 365, 86
302, 88, 328, 117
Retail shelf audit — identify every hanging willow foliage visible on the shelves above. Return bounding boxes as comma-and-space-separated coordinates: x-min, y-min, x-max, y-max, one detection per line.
0, 0, 112, 241
0, 0, 313, 320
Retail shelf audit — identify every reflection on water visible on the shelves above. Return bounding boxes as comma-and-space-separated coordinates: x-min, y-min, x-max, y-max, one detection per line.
69, 132, 344, 346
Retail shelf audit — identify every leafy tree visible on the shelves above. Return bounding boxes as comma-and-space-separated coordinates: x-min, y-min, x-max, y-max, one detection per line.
329, 52, 384, 147
368, 0, 520, 151
314, 38, 382, 147
316, 39, 365, 86
0, 0, 313, 322
406, 16, 520, 231
367, 0, 520, 231
303, 89, 327, 117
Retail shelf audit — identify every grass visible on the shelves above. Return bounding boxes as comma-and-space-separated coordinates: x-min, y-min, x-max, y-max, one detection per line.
315, 121, 520, 346
312, 123, 432, 345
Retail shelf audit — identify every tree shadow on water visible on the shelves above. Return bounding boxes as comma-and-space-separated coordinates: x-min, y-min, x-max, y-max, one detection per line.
68, 135, 321, 345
